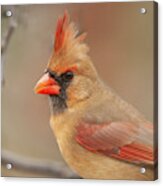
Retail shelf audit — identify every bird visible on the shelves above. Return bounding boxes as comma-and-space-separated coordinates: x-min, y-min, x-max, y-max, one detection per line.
34, 11, 157, 180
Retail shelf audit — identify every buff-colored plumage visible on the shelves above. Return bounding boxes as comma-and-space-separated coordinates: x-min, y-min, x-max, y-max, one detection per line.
35, 12, 157, 180
50, 82, 155, 180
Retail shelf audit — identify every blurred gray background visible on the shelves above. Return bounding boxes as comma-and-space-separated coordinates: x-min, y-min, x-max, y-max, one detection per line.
1, 2, 155, 177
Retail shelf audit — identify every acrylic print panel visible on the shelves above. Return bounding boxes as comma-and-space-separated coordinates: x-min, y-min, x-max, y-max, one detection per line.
1, 1, 158, 180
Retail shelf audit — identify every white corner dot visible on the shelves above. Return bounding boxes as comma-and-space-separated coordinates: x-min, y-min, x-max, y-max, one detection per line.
6, 10, 12, 17
140, 167, 146, 174
140, 8, 147, 14
6, 163, 13, 170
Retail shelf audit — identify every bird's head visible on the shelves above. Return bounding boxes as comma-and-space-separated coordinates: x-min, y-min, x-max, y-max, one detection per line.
34, 11, 98, 114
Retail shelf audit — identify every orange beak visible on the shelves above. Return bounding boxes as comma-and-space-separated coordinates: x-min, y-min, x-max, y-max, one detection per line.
34, 73, 60, 95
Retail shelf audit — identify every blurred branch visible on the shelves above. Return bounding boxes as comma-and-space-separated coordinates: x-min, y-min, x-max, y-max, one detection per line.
1, 7, 17, 86
1, 6, 18, 54
1, 150, 80, 178
1, 19, 17, 55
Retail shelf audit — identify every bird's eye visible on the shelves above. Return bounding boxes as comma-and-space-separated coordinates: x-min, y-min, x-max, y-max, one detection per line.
61, 71, 74, 82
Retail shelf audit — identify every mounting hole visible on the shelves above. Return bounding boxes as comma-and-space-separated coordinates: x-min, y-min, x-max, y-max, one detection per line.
140, 167, 146, 174
140, 8, 147, 14
5, 10, 12, 17
6, 163, 13, 170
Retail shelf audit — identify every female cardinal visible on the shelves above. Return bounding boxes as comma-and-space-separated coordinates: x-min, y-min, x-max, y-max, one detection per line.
34, 12, 157, 180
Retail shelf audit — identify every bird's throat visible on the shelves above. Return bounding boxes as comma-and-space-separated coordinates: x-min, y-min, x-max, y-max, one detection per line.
49, 95, 67, 115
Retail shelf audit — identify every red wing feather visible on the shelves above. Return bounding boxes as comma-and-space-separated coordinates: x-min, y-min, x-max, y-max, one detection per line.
76, 121, 154, 165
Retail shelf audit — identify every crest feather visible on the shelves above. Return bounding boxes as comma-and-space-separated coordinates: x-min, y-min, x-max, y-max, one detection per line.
54, 11, 87, 54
